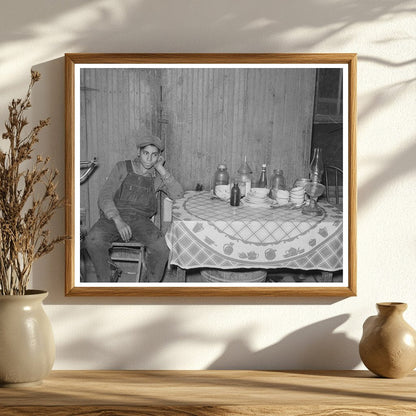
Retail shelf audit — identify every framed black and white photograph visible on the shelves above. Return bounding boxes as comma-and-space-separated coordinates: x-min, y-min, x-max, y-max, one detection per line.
65, 53, 356, 296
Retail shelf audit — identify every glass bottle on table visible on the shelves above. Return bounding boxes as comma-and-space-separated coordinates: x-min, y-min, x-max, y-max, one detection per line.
258, 164, 268, 188
230, 182, 241, 206
237, 156, 252, 197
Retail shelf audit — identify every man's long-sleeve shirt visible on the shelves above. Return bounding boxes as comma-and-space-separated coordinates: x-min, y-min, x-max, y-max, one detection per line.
98, 160, 184, 220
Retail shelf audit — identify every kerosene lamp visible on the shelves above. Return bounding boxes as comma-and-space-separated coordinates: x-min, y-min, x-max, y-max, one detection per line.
302, 147, 325, 216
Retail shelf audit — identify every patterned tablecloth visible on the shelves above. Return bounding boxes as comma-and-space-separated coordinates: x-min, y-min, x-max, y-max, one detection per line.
165, 191, 343, 271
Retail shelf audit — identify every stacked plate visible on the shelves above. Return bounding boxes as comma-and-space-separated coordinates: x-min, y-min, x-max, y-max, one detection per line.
244, 189, 273, 208
289, 186, 305, 206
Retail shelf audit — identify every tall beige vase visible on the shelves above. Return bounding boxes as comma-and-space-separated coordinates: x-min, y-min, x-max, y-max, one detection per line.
0, 290, 55, 387
359, 302, 416, 378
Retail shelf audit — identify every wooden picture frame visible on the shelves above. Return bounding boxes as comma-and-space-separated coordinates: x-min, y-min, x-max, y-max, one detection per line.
65, 53, 356, 296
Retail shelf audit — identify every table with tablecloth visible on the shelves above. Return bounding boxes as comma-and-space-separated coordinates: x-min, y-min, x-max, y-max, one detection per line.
165, 191, 343, 273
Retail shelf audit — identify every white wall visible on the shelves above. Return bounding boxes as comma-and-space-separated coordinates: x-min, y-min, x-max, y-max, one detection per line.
1, 0, 415, 370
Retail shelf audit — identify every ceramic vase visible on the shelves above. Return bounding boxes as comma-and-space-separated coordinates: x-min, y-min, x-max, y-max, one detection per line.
359, 302, 416, 378
0, 290, 55, 387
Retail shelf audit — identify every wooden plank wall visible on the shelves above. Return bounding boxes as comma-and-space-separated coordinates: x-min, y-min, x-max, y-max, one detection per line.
80, 69, 160, 227
80, 67, 316, 226
162, 68, 316, 192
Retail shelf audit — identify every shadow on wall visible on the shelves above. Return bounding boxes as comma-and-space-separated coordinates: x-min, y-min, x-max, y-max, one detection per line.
0, 0, 414, 96
0, 0, 414, 374
1, 1, 413, 51
13, 0, 415, 305
53, 307, 359, 370
54, 309, 213, 369
30, 56, 67, 301
207, 314, 360, 370
359, 137, 416, 209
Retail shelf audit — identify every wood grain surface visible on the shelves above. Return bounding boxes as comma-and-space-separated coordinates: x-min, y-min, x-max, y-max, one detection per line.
1, 370, 414, 415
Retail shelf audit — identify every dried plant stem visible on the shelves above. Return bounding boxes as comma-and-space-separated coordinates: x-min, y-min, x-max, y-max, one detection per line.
0, 71, 66, 295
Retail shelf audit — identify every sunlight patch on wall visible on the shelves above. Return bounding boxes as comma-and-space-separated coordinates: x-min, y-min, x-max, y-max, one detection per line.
242, 18, 275, 30
0, 0, 140, 96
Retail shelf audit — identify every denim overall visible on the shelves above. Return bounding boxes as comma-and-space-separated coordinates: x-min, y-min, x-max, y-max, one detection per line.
115, 160, 157, 218
85, 161, 169, 282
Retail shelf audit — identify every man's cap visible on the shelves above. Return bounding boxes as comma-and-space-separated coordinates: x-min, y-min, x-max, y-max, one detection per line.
136, 135, 165, 151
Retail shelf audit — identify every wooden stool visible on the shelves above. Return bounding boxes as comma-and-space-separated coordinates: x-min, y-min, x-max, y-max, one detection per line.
110, 242, 146, 282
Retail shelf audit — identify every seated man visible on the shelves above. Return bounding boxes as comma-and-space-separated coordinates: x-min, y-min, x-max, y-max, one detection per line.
85, 135, 184, 282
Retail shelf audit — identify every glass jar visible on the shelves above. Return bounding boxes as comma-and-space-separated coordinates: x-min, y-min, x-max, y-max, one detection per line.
270, 169, 286, 190
213, 164, 230, 195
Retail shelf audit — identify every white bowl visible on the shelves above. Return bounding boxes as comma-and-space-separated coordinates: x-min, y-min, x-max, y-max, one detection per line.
293, 178, 311, 189
246, 195, 267, 203
290, 190, 305, 196
291, 186, 304, 193
250, 187, 270, 198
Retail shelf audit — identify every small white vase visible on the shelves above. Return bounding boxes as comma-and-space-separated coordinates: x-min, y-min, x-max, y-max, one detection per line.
0, 290, 55, 387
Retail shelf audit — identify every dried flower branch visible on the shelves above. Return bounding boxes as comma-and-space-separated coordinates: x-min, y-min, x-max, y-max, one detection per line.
0, 71, 66, 295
